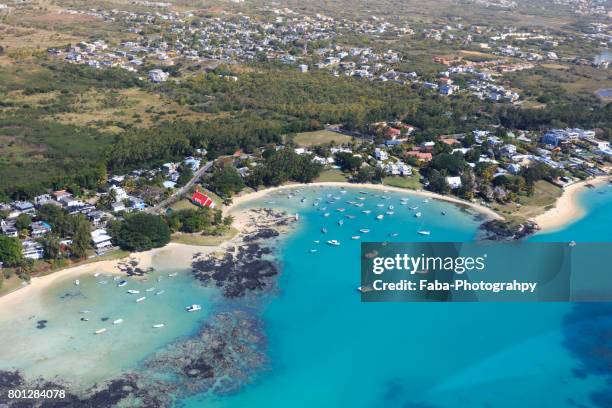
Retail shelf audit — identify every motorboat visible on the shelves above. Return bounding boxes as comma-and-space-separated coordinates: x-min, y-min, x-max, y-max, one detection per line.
352, 236, 361, 240
376, 214, 384, 220
415, 212, 422, 218
359, 229, 370, 233
113, 319, 124, 325
94, 328, 107, 335
74, 280, 80, 286
136, 296, 146, 303
185, 304, 202, 312
127, 290, 140, 294
327, 240, 341, 246
418, 230, 431, 236
117, 280, 128, 287
152, 324, 165, 328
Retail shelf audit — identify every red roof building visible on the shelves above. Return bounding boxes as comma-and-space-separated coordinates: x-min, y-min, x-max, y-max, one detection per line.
191, 190, 216, 208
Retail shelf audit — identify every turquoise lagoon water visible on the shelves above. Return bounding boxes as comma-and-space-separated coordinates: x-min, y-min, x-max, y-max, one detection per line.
0, 258, 219, 389
1, 183, 611, 407
180, 184, 612, 408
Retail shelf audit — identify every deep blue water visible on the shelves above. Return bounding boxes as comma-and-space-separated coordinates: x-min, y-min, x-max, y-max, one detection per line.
179, 184, 612, 408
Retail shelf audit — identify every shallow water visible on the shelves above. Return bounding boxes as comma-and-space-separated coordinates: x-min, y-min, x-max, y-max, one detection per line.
0, 266, 218, 389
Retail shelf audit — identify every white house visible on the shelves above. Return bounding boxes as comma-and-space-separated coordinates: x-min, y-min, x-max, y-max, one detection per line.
91, 229, 113, 251
22, 240, 44, 260
148, 69, 169, 83
446, 176, 463, 189
374, 148, 389, 161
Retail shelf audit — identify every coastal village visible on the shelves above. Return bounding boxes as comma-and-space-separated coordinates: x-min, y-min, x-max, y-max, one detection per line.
1, 121, 610, 268
0, 0, 610, 285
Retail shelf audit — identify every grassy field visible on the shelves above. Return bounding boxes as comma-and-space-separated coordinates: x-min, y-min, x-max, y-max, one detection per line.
382, 172, 422, 190
293, 130, 354, 147
171, 228, 239, 246
491, 180, 562, 221
0, 274, 27, 297
314, 168, 349, 182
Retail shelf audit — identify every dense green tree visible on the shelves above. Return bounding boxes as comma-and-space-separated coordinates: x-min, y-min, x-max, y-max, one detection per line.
0, 236, 23, 267
15, 213, 32, 232
208, 163, 245, 198
335, 152, 363, 172
41, 235, 62, 260
71, 214, 91, 259
113, 213, 171, 252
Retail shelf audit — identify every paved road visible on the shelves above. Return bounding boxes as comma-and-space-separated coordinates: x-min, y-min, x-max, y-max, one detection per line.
147, 160, 214, 214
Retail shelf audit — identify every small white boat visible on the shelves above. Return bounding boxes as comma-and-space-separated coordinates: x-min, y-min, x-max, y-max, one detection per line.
113, 276, 120, 281
389, 205, 394, 210
321, 228, 328, 234
155, 290, 165, 295
569, 241, 576, 247
418, 230, 431, 235
152, 324, 165, 328
93, 272, 100, 277
323, 213, 330, 217
376, 204, 385, 208
359, 229, 370, 233
338, 220, 344, 226
441, 211, 447, 216
352, 236, 361, 240
117, 280, 128, 287
295, 213, 300, 220
185, 304, 202, 312
362, 210, 372, 214
79, 310, 91, 314
327, 240, 341, 246
313, 240, 320, 244
74, 280, 80, 286
127, 289, 140, 294
94, 328, 107, 335
376, 214, 384, 220
113, 319, 124, 325
386, 211, 394, 215
98, 280, 108, 285
423, 199, 430, 203
415, 212, 422, 218
337, 208, 346, 212
411, 206, 419, 211
145, 287, 155, 292
390, 232, 399, 237
310, 249, 318, 253
357, 197, 366, 201
168, 272, 178, 277
136, 296, 146, 303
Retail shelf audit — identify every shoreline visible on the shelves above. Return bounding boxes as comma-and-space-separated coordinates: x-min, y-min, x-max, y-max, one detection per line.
3, 176, 607, 303
533, 176, 610, 232
225, 181, 502, 221
0, 243, 209, 307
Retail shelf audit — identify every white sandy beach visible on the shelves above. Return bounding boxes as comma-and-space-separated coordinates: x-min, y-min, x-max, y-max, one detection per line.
225, 181, 503, 221
533, 176, 610, 232
0, 243, 210, 308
